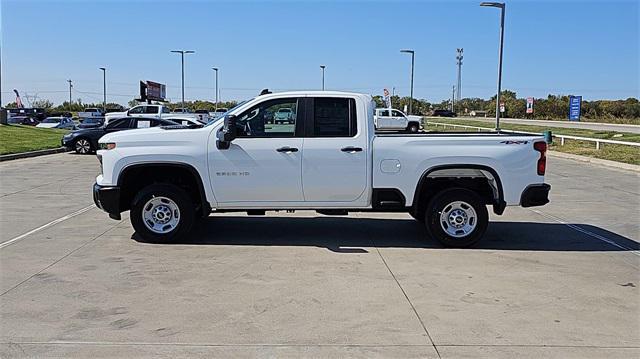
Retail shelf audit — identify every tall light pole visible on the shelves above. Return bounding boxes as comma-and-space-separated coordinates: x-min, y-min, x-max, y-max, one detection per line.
320, 65, 326, 90
481, 2, 505, 131
400, 49, 415, 115
452, 85, 456, 112
212, 67, 219, 111
456, 48, 463, 108
170, 50, 195, 110
67, 79, 73, 110
99, 67, 106, 112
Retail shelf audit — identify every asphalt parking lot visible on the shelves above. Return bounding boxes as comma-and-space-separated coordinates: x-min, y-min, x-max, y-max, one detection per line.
1, 153, 638, 358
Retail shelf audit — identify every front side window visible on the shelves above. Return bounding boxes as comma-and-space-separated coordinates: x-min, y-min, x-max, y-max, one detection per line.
235, 98, 299, 138
106, 118, 130, 129
128, 106, 144, 114
313, 97, 357, 137
392, 110, 404, 117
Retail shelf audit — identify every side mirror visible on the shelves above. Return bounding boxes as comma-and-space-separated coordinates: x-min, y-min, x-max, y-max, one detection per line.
126, 110, 130, 116
216, 115, 237, 150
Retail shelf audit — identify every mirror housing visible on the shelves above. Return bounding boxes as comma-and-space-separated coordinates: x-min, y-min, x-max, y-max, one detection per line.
216, 114, 237, 150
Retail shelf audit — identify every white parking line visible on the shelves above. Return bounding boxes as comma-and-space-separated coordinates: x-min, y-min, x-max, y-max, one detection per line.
0, 205, 95, 249
530, 209, 640, 256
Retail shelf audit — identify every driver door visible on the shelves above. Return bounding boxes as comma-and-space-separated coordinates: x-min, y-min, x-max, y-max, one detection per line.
208, 97, 305, 204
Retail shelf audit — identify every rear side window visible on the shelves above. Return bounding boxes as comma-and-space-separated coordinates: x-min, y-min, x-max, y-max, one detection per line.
313, 98, 357, 137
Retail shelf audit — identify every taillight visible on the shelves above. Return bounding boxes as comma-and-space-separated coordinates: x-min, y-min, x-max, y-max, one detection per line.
534, 141, 547, 175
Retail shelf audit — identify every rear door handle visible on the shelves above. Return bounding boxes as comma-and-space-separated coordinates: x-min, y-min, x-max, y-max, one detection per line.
341, 146, 363, 153
276, 146, 299, 153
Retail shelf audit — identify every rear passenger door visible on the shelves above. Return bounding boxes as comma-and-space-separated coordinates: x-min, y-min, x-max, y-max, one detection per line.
302, 97, 368, 204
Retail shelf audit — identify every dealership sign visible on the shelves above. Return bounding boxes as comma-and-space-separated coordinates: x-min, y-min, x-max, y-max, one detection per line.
526, 97, 534, 114
569, 95, 582, 121
499, 102, 505, 113
147, 81, 167, 101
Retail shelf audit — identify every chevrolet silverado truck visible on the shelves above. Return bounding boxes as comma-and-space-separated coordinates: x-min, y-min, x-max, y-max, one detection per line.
93, 91, 550, 247
374, 108, 421, 133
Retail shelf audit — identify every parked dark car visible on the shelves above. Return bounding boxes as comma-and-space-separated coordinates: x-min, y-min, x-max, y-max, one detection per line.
433, 109, 457, 117
62, 117, 179, 154
77, 117, 105, 129
7, 116, 39, 126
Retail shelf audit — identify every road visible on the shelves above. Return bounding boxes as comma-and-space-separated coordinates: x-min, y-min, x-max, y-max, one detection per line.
1, 153, 638, 358
427, 117, 640, 134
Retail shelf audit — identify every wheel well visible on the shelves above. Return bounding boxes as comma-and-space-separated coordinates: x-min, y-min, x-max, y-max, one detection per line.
412, 166, 505, 218
117, 164, 209, 216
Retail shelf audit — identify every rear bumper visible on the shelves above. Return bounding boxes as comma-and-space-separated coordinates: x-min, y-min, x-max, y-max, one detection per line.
93, 183, 121, 220
520, 184, 551, 207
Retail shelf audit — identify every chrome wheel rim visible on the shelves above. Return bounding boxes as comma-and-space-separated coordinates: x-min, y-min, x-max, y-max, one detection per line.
142, 196, 180, 234
439, 201, 477, 238
76, 139, 91, 154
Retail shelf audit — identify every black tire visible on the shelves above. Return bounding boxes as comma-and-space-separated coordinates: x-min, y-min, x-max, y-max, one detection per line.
130, 184, 195, 243
424, 188, 488, 248
407, 123, 419, 133
74, 137, 93, 154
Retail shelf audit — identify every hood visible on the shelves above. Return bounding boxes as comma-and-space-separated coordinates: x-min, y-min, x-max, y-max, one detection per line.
105, 111, 127, 119
68, 127, 105, 136
36, 123, 59, 128
99, 126, 209, 147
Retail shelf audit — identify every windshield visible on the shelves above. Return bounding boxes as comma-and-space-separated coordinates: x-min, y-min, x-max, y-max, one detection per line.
204, 100, 251, 127
83, 118, 101, 123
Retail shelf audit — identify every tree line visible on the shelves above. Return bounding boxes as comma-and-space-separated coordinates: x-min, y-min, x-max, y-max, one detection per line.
375, 90, 639, 122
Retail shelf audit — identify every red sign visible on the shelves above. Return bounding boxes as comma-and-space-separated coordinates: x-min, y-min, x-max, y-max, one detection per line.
146, 81, 166, 101
526, 97, 534, 114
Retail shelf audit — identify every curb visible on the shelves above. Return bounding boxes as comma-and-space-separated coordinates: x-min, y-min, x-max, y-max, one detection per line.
549, 151, 640, 173
0, 147, 69, 162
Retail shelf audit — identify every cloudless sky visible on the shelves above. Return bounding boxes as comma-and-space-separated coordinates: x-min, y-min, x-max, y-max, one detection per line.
1, 0, 638, 106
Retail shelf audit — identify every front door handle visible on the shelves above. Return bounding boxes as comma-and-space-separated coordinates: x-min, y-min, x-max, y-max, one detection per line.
341, 146, 363, 153
276, 146, 299, 153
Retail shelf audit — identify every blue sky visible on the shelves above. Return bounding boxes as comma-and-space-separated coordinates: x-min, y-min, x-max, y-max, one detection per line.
1, 0, 638, 106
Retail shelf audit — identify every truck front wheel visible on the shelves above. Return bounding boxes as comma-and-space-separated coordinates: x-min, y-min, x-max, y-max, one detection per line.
424, 188, 488, 248
130, 184, 195, 243
407, 123, 419, 133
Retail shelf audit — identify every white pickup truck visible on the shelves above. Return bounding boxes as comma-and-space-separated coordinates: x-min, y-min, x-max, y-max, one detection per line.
374, 108, 421, 133
104, 104, 199, 125
93, 91, 550, 247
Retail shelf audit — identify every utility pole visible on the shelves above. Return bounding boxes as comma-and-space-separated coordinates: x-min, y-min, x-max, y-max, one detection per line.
400, 49, 415, 115
170, 50, 195, 110
456, 48, 463, 108
451, 86, 456, 112
99, 67, 106, 112
320, 65, 326, 90
212, 67, 219, 112
67, 79, 73, 110
481, 2, 506, 131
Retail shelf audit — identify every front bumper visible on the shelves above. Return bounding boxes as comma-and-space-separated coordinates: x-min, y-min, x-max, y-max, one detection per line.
520, 184, 551, 207
93, 183, 121, 220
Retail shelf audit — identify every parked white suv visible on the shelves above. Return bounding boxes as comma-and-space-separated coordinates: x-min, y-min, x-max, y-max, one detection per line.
94, 91, 550, 247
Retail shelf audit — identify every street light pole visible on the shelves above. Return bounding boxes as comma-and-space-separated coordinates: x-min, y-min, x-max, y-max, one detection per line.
400, 49, 415, 115
171, 50, 195, 110
320, 65, 325, 90
99, 67, 106, 112
212, 67, 219, 111
67, 79, 72, 110
480, 2, 505, 131
456, 48, 463, 108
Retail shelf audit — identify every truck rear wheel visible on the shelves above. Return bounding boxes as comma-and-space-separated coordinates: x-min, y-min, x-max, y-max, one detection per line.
130, 184, 195, 243
424, 188, 488, 248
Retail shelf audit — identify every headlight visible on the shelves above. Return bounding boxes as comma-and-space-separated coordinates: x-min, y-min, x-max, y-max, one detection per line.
99, 142, 116, 150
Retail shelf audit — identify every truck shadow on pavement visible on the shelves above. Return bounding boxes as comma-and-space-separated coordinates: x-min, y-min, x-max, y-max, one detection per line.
134, 216, 639, 252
